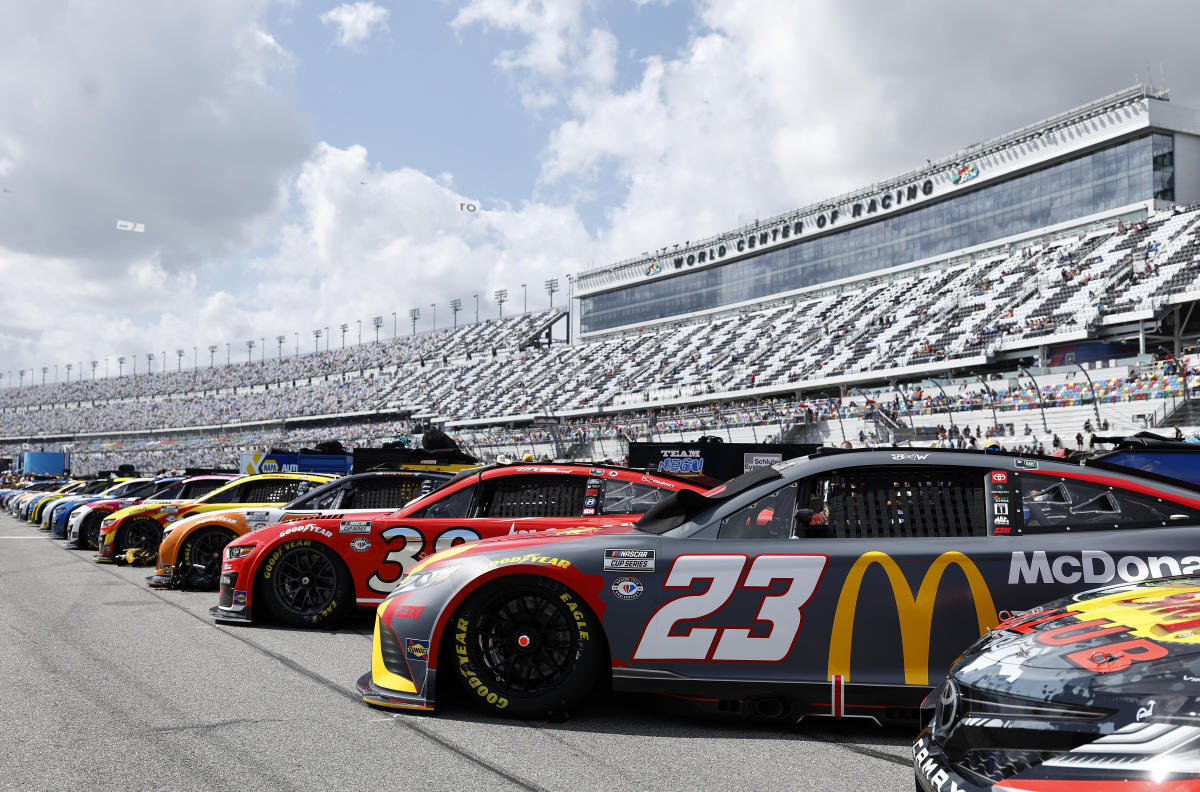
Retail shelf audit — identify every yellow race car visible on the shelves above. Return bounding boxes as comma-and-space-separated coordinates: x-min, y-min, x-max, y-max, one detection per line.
95, 473, 335, 563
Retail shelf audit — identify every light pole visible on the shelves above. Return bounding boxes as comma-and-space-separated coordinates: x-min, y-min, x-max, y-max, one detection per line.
340, 323, 348, 348
145, 353, 153, 375
161, 350, 165, 373
473, 293, 479, 323
372, 315, 383, 343
193, 346, 197, 368
522, 283, 527, 313
276, 334, 285, 359
91, 360, 98, 380
325, 326, 330, 351
312, 328, 322, 354
225, 342, 230, 365
357, 319, 361, 345
245, 340, 254, 363
494, 289, 508, 318
431, 303, 436, 330
54, 363, 58, 383
208, 345, 217, 367
176, 349, 184, 371
117, 357, 125, 376
260, 337, 265, 363
545, 277, 559, 308
451, 298, 462, 328
19, 369, 25, 386
65, 363, 72, 382
391, 311, 396, 339
293, 331, 299, 356
41, 366, 47, 385
409, 308, 420, 336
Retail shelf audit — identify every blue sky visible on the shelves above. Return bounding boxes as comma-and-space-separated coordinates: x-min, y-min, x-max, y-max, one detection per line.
3, 0, 1200, 378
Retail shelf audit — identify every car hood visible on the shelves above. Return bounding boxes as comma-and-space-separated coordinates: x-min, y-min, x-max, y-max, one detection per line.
956, 576, 1200, 704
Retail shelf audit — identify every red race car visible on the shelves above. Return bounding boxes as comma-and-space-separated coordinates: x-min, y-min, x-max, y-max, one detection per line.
212, 463, 702, 627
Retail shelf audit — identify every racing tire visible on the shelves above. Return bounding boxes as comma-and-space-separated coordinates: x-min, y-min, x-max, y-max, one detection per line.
452, 575, 603, 720
78, 512, 105, 550
259, 541, 351, 627
116, 518, 164, 557
178, 526, 236, 589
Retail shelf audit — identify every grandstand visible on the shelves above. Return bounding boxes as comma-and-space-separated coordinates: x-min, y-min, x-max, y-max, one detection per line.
4, 85, 1200, 473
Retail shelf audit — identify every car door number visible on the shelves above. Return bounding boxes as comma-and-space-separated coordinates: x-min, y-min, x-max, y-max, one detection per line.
633, 553, 827, 662
366, 526, 481, 593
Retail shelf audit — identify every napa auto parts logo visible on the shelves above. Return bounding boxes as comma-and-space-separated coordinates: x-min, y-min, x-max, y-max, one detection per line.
951, 163, 979, 184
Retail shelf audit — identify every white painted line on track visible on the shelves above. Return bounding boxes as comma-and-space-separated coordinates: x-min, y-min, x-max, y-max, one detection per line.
0, 536, 44, 539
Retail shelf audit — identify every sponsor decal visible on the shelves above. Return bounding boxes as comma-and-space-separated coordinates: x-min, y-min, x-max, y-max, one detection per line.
582, 508, 596, 516
657, 458, 704, 474
604, 548, 656, 572
585, 488, 598, 497
589, 470, 605, 478
607, 470, 619, 477
339, 520, 372, 534
950, 163, 979, 184
222, 562, 232, 571
162, 505, 178, 514
1014, 458, 1039, 470
279, 523, 333, 540
611, 576, 643, 600
1008, 551, 1200, 586
991, 471, 1007, 484
743, 453, 782, 472
587, 477, 604, 486
639, 474, 675, 488
405, 638, 430, 662
232, 590, 247, 606
514, 466, 562, 474
829, 552, 997, 685
395, 604, 425, 619
1067, 583, 1200, 646
890, 453, 930, 461
584, 497, 597, 508
350, 537, 371, 553
487, 553, 572, 569
913, 739, 966, 792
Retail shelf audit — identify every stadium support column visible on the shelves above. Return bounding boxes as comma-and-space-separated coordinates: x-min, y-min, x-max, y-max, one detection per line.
929, 377, 956, 431
973, 374, 1000, 434
1019, 367, 1050, 433
1073, 362, 1103, 429
1139, 320, 1146, 357
889, 379, 918, 437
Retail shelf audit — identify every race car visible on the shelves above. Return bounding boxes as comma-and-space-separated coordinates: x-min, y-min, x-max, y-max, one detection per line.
354, 447, 1200, 720
149, 470, 452, 589
65, 474, 237, 549
39, 478, 131, 531
96, 473, 333, 562
212, 463, 703, 628
0, 480, 62, 510
45, 477, 147, 539
20, 480, 86, 522
915, 576, 1200, 792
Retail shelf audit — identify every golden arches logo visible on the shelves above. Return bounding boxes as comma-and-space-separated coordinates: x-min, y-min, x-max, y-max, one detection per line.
828, 551, 998, 686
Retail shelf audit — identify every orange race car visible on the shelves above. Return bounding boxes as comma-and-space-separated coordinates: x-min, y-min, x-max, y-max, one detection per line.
148, 470, 452, 589
96, 472, 335, 563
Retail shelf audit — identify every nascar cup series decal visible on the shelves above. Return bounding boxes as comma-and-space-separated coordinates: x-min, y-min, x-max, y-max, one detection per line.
604, 549, 655, 572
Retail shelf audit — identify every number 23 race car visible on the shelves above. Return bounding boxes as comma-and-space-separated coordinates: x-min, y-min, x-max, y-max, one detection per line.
356, 448, 1200, 721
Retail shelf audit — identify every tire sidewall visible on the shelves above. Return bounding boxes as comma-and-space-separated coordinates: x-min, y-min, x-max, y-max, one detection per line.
180, 525, 235, 586
259, 540, 350, 627
452, 575, 601, 719
117, 518, 163, 555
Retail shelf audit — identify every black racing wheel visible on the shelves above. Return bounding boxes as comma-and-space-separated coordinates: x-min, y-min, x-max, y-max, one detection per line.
178, 525, 236, 588
452, 575, 603, 720
116, 518, 164, 556
78, 512, 105, 550
260, 541, 351, 627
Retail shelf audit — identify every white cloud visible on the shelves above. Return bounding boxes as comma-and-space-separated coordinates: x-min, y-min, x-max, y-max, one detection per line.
320, 2, 390, 49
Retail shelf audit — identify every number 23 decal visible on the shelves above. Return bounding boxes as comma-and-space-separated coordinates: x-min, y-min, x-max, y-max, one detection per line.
633, 554, 827, 662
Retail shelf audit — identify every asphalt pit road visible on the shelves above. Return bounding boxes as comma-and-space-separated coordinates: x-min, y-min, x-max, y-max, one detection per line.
101, 600, 158, 607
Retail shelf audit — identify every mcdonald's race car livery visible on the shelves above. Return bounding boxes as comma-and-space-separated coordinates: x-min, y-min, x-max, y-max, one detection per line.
355, 448, 1200, 721
150, 471, 451, 589
65, 475, 234, 550
916, 576, 1200, 792
213, 463, 702, 628
96, 473, 333, 562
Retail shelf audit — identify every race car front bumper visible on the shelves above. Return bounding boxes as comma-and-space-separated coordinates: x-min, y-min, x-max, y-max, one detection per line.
208, 604, 252, 624
356, 619, 434, 712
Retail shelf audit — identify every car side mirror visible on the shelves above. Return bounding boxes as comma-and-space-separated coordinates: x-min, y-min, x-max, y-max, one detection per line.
794, 508, 814, 525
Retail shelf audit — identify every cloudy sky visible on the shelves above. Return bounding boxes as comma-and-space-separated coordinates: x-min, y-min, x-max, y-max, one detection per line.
1, 0, 1199, 382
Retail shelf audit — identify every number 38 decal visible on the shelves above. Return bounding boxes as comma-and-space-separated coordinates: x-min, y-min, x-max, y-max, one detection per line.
633, 554, 827, 663
366, 526, 480, 594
